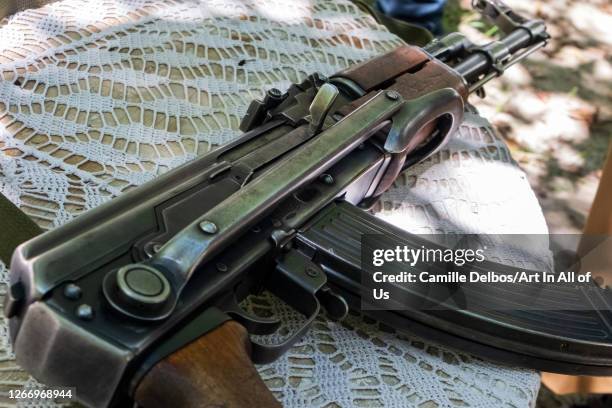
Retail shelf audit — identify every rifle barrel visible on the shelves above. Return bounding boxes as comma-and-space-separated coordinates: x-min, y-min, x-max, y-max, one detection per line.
453, 21, 548, 86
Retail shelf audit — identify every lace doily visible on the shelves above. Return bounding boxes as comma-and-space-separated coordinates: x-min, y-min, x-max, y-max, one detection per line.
0, 0, 544, 407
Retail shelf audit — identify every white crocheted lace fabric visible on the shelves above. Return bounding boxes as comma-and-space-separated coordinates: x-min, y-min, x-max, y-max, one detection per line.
0, 0, 545, 406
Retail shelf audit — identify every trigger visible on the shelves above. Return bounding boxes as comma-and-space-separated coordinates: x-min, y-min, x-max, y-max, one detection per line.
228, 309, 281, 336
220, 294, 281, 335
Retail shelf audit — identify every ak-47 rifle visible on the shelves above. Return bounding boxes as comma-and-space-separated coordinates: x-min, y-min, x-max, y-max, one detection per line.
9, 1, 605, 407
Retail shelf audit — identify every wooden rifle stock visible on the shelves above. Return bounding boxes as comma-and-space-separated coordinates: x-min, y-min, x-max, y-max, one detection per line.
134, 321, 281, 407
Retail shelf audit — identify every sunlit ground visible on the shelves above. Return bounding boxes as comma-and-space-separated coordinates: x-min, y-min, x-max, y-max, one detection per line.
444, 0, 612, 234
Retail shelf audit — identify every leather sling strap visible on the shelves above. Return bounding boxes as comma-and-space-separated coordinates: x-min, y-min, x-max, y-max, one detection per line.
0, 0, 57, 20
0, 1, 56, 265
0, 192, 41, 265
349, 0, 433, 46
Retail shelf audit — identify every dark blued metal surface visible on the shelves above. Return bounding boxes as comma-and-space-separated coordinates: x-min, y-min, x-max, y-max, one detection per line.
114, 90, 403, 321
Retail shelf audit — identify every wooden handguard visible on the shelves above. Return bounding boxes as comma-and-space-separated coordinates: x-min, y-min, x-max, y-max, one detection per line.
335, 45, 467, 196
336, 45, 468, 106
134, 321, 281, 408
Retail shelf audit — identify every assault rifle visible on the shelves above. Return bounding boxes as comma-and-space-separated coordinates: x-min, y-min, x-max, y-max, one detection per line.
9, 2, 602, 407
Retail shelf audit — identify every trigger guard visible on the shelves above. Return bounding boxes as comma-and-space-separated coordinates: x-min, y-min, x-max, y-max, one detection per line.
249, 250, 327, 364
